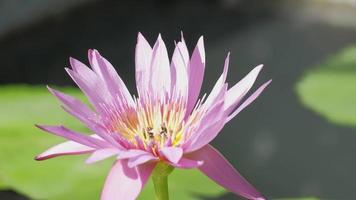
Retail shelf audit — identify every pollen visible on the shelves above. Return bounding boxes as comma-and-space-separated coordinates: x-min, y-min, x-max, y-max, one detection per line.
101, 92, 206, 152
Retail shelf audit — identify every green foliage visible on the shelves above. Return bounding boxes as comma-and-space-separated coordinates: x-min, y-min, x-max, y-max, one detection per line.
275, 198, 319, 200
297, 46, 356, 127
0, 85, 224, 199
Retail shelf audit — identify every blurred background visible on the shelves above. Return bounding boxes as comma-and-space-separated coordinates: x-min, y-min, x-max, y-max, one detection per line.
0, 0, 356, 199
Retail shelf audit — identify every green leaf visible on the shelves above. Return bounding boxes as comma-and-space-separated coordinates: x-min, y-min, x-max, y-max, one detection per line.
0, 85, 224, 199
297, 46, 356, 127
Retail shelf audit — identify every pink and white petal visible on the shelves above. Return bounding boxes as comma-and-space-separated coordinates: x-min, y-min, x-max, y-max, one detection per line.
35, 140, 94, 161
101, 160, 155, 200
185, 102, 227, 153
117, 149, 158, 168
47, 86, 97, 125
150, 34, 171, 97
65, 68, 112, 113
69, 57, 87, 72
36, 125, 109, 148
178, 32, 190, 65
203, 54, 230, 108
88, 50, 134, 107
58, 105, 121, 150
127, 154, 158, 168
70, 57, 94, 75
86, 148, 120, 164
188, 145, 265, 200
160, 147, 183, 164
186, 36, 205, 115
185, 85, 227, 152
135, 32, 153, 98
171, 42, 189, 97
87, 124, 126, 150
118, 149, 151, 159
226, 79, 271, 122
188, 118, 226, 153
224, 64, 263, 115
170, 157, 203, 169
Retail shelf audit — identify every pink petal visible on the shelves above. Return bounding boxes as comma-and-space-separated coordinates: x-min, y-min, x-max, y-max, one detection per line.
65, 67, 112, 113
224, 64, 263, 115
35, 140, 94, 161
170, 41, 189, 98
88, 50, 134, 107
135, 32, 153, 99
178, 32, 190, 65
101, 160, 155, 200
160, 147, 183, 164
185, 100, 227, 153
36, 125, 109, 148
227, 79, 272, 122
127, 154, 158, 168
150, 34, 171, 98
118, 149, 150, 159
170, 157, 203, 169
186, 36, 205, 116
86, 148, 120, 164
70, 57, 92, 74
87, 124, 125, 150
203, 54, 230, 108
188, 145, 265, 200
185, 84, 227, 152
47, 86, 97, 126
118, 149, 158, 168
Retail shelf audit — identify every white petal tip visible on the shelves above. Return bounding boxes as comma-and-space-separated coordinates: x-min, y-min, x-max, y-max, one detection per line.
137, 32, 146, 42
256, 64, 264, 69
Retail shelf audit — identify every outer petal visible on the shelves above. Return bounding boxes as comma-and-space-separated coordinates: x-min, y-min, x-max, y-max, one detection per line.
185, 101, 227, 153
186, 36, 205, 115
188, 145, 265, 200
127, 154, 158, 168
47, 86, 97, 126
178, 32, 190, 65
101, 160, 155, 200
203, 54, 229, 108
170, 157, 203, 169
224, 64, 263, 115
36, 125, 109, 148
118, 149, 158, 168
35, 140, 94, 161
88, 50, 134, 107
171, 42, 189, 98
150, 34, 171, 98
160, 147, 183, 164
47, 87, 123, 149
185, 84, 227, 152
226, 79, 272, 122
118, 149, 151, 159
135, 32, 153, 98
86, 148, 120, 164
65, 67, 112, 113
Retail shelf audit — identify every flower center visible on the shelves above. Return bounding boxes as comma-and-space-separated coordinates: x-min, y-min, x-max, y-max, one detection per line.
103, 96, 191, 151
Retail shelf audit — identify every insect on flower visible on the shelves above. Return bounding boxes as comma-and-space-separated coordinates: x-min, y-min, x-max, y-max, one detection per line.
36, 33, 271, 200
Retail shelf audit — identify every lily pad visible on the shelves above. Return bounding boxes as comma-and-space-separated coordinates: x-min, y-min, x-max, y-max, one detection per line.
0, 85, 225, 199
297, 46, 356, 127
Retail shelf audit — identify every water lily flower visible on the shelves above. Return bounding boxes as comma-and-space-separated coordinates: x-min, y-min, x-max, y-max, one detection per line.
36, 33, 271, 200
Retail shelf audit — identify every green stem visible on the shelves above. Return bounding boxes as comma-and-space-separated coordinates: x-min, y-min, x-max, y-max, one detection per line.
152, 162, 174, 200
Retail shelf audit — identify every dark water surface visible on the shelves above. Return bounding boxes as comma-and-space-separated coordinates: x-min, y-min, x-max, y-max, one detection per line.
0, 0, 356, 199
